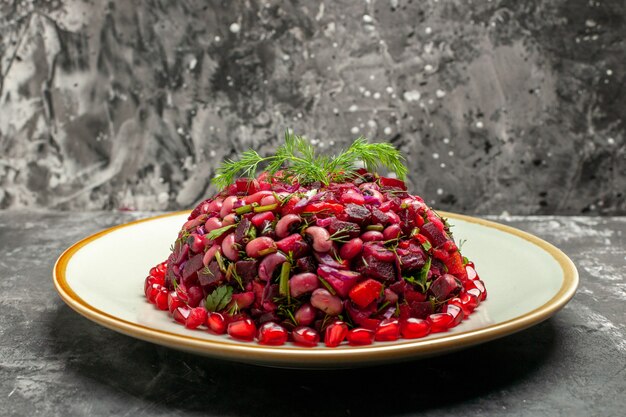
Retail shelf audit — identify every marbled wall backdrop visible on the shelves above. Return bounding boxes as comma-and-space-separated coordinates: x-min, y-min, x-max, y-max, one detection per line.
0, 0, 624, 214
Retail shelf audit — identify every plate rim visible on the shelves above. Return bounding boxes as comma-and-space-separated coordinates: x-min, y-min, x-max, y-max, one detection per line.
53, 211, 578, 367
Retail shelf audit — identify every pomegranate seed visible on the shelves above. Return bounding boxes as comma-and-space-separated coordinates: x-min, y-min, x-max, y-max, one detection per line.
185, 307, 208, 329
258, 322, 289, 346
227, 318, 257, 341
173, 306, 191, 324
375, 318, 400, 341
400, 318, 431, 339
324, 321, 349, 347
206, 312, 227, 334
464, 280, 487, 300
154, 287, 169, 310
444, 304, 464, 327
466, 288, 482, 307
147, 283, 162, 304
450, 296, 472, 316
427, 313, 454, 333
167, 291, 184, 313
347, 328, 375, 346
292, 326, 320, 347
465, 265, 478, 280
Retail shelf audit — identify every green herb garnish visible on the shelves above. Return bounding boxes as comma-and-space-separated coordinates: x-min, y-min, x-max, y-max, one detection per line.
212, 133, 407, 189
206, 224, 236, 241
205, 285, 233, 312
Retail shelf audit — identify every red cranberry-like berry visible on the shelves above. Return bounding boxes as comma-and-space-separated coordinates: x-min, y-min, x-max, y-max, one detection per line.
173, 306, 191, 324
427, 313, 454, 333
154, 287, 169, 311
375, 318, 400, 341
168, 291, 184, 314
400, 318, 431, 339
347, 328, 375, 346
258, 322, 289, 346
206, 312, 227, 334
444, 304, 464, 328
227, 318, 257, 341
292, 326, 320, 347
324, 321, 349, 347
185, 307, 208, 329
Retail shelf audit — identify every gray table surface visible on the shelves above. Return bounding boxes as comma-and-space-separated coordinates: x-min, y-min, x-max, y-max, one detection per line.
0, 211, 624, 417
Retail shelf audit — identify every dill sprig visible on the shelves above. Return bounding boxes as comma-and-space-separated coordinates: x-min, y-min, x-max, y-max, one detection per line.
212, 132, 407, 190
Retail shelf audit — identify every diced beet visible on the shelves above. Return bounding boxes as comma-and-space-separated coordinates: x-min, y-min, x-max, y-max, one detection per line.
198, 260, 223, 287
421, 222, 449, 248
234, 218, 251, 245
234, 260, 258, 283
430, 274, 462, 300
327, 219, 361, 239
389, 280, 406, 295
356, 254, 397, 283
182, 253, 204, 281
409, 301, 434, 319
295, 256, 317, 273
396, 248, 427, 271
344, 203, 372, 224
370, 207, 389, 225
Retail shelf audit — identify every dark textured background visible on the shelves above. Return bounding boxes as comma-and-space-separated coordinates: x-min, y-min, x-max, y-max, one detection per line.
0, 0, 624, 214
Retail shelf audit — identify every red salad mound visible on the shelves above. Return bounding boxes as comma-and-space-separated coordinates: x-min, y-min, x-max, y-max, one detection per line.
144, 171, 487, 347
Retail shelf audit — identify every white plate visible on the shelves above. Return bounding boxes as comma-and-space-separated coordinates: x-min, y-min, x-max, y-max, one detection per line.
53, 211, 578, 368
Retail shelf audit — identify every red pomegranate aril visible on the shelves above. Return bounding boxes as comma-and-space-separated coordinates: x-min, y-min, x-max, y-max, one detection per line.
154, 287, 169, 310
168, 291, 184, 313
401, 318, 431, 339
427, 313, 454, 333
325, 321, 349, 347
292, 326, 320, 347
227, 318, 257, 341
258, 322, 289, 346
375, 318, 401, 341
466, 288, 482, 306
185, 307, 208, 329
206, 312, 227, 334
173, 306, 191, 324
451, 296, 473, 316
347, 328, 375, 345
349, 279, 384, 308
147, 283, 162, 303
466, 265, 478, 280
444, 304, 464, 327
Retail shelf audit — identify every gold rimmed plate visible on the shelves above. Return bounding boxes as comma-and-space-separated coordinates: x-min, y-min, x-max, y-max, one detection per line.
53, 211, 578, 368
